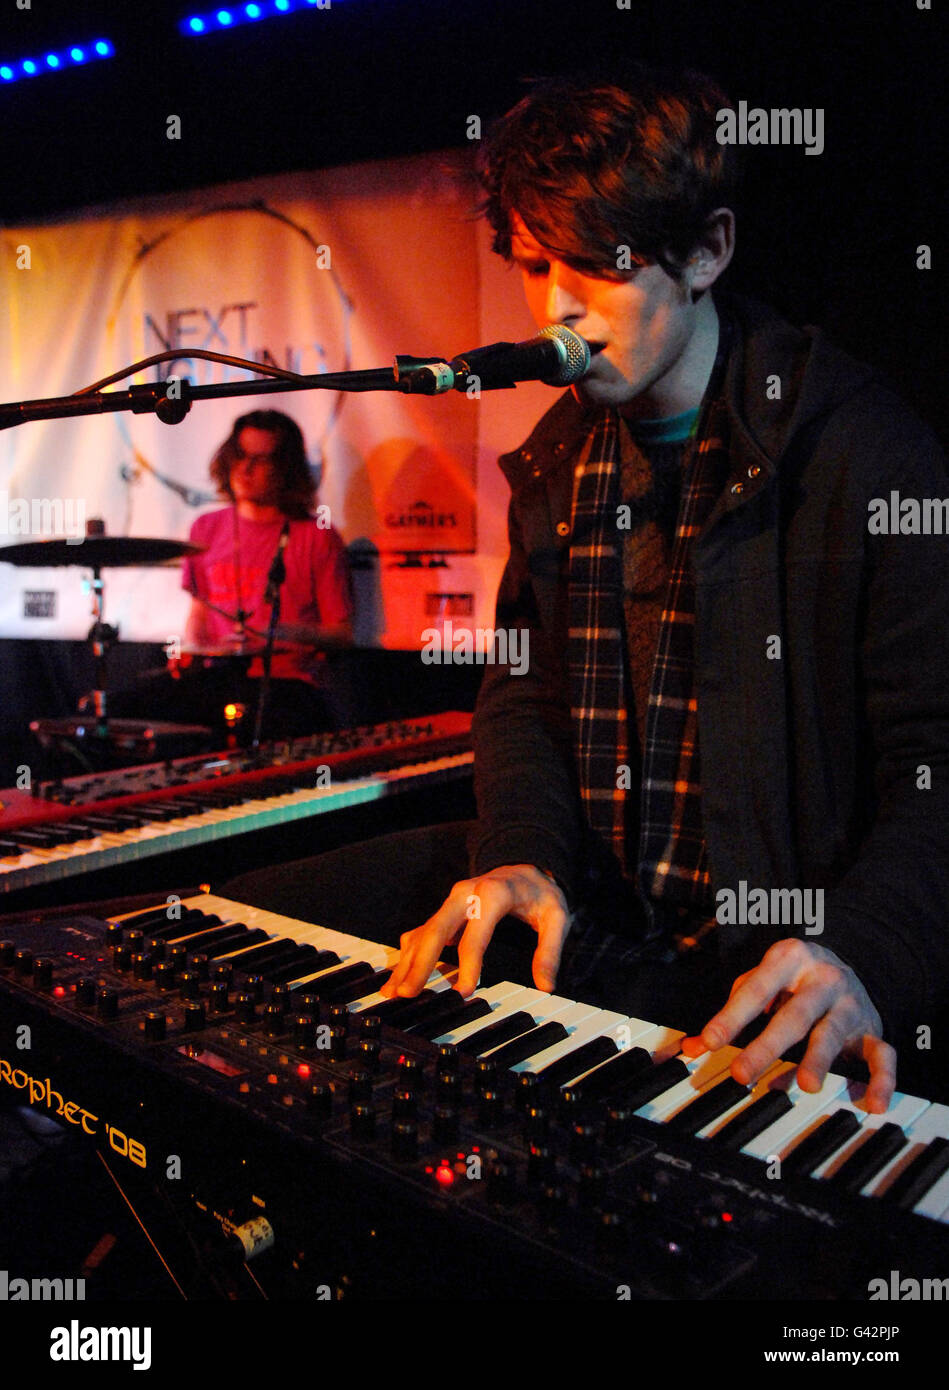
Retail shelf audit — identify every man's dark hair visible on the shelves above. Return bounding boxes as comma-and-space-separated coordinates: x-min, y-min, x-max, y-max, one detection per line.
210, 409, 316, 518
478, 66, 740, 281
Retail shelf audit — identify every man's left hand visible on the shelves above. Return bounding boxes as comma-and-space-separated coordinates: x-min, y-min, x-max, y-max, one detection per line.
681, 938, 896, 1113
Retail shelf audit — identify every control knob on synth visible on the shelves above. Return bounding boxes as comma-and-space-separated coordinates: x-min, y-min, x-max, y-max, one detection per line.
432, 1105, 459, 1144
154, 962, 177, 991
183, 1001, 206, 1032
144, 1012, 166, 1042
350, 1104, 376, 1141
33, 958, 53, 990
178, 970, 201, 1000
131, 953, 153, 981
96, 987, 118, 1020
235, 992, 257, 1025
292, 1014, 316, 1049
263, 1004, 285, 1038
392, 1121, 419, 1162
0, 942, 14, 969
14, 949, 33, 977
75, 977, 96, 1007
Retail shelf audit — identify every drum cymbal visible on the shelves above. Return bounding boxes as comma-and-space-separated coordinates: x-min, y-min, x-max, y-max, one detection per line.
0, 536, 205, 567
173, 640, 294, 659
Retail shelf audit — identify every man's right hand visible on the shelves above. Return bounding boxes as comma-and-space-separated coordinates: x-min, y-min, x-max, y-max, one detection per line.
379, 864, 571, 1000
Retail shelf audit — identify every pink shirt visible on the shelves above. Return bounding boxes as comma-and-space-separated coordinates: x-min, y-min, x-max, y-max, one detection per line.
181, 509, 352, 682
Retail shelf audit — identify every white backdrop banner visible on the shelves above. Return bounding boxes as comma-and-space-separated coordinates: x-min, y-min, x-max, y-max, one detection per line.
0, 150, 482, 647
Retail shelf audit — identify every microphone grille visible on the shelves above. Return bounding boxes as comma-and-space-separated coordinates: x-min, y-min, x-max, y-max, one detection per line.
539, 324, 591, 385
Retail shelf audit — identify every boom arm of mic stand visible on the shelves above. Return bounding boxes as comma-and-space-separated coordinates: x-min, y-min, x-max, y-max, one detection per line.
0, 365, 444, 432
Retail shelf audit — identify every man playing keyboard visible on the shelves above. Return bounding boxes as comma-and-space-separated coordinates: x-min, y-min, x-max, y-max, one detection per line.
379, 66, 949, 1113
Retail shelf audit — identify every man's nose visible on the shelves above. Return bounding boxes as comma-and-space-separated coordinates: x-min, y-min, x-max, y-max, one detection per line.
544, 265, 586, 325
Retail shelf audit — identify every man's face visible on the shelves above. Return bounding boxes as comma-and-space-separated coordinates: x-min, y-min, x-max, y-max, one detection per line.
509, 212, 699, 414
230, 427, 281, 506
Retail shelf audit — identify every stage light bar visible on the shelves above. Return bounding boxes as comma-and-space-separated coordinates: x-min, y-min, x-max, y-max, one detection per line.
181, 0, 330, 35
0, 37, 113, 84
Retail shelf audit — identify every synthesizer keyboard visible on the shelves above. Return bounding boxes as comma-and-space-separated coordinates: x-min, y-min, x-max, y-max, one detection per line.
1, 892, 947, 1299
0, 714, 472, 895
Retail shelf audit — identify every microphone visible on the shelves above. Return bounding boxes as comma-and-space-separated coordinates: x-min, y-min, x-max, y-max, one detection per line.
264, 520, 290, 603
449, 324, 591, 391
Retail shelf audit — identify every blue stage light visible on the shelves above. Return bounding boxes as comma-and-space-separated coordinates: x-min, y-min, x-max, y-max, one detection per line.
182, 1, 335, 37
0, 36, 114, 86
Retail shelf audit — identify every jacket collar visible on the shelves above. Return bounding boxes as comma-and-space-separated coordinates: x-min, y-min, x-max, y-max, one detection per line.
498, 291, 880, 494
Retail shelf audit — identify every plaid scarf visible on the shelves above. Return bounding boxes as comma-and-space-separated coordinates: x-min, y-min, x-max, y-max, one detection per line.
567, 323, 731, 922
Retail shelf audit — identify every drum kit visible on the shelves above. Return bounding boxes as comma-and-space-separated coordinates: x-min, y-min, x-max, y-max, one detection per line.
0, 529, 288, 769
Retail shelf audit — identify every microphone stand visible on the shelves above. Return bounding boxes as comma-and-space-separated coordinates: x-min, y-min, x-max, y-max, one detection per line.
250, 523, 289, 752
0, 356, 464, 431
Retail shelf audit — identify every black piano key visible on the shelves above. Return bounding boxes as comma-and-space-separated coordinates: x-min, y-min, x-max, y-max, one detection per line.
299, 960, 376, 1000
222, 938, 309, 970
568, 1046, 655, 1102
480, 1020, 569, 1068
780, 1109, 863, 1180
390, 990, 469, 1032
413, 996, 493, 1041
532, 1034, 621, 1089
155, 926, 254, 957
141, 911, 221, 940
665, 1077, 752, 1136
72, 814, 132, 832
193, 928, 270, 960
455, 1010, 538, 1057
608, 1055, 695, 1111
370, 990, 441, 1024
828, 1122, 907, 1195
0, 841, 23, 857
318, 967, 392, 1004
115, 904, 199, 932
883, 1137, 949, 1210
6, 828, 67, 848
263, 948, 340, 983
707, 1089, 795, 1150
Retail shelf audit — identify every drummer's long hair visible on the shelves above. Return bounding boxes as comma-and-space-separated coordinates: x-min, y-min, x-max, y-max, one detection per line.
210, 411, 316, 519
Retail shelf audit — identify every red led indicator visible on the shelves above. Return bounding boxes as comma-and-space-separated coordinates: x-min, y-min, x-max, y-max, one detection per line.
53, 986, 66, 997
296, 1064, 311, 1079
721, 1212, 733, 1223
435, 1166, 454, 1188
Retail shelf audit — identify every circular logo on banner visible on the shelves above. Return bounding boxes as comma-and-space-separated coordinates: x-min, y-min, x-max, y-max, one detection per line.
105, 200, 355, 517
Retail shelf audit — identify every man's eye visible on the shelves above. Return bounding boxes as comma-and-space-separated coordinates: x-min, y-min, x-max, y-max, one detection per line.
523, 262, 549, 279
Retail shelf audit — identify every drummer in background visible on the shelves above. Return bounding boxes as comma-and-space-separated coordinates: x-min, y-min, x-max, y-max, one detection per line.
181, 410, 353, 732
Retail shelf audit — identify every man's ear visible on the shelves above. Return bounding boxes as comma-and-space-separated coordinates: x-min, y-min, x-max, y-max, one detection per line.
686, 207, 736, 296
